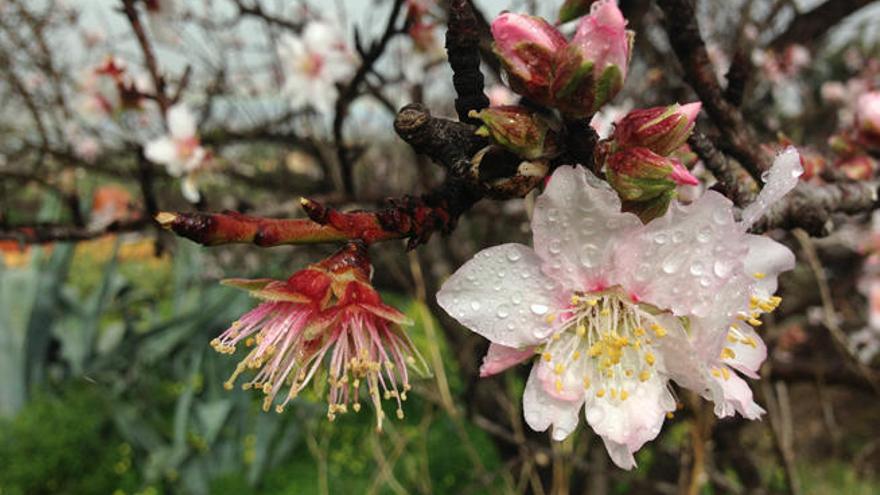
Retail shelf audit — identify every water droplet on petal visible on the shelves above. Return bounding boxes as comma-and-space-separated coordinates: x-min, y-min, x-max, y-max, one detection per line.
549, 239, 562, 254
496, 304, 510, 319
470, 301, 481, 311
654, 233, 668, 245
506, 249, 522, 262
689, 262, 705, 276
713, 259, 734, 278
530, 304, 549, 315
697, 226, 713, 243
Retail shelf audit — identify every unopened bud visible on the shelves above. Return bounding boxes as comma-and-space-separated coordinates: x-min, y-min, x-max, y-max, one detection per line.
471, 106, 559, 159
606, 147, 698, 220
491, 13, 566, 107
551, 0, 632, 117
614, 102, 701, 156
856, 91, 880, 149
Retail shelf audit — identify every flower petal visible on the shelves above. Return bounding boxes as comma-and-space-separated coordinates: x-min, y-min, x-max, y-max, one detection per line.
523, 363, 583, 441
709, 370, 765, 419
583, 374, 675, 470
144, 137, 178, 171
740, 147, 803, 229
479, 343, 535, 377
532, 165, 640, 291
167, 103, 196, 139
723, 326, 766, 378
614, 190, 748, 319
437, 244, 561, 348
743, 234, 795, 299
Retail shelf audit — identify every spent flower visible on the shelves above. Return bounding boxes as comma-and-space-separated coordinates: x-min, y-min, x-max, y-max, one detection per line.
438, 149, 802, 468
214, 243, 428, 429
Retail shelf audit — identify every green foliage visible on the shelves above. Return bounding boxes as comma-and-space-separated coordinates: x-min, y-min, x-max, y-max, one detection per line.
0, 386, 140, 495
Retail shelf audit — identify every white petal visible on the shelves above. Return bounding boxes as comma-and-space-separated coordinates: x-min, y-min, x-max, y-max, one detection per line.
144, 137, 179, 171
167, 103, 196, 139
724, 326, 766, 378
740, 147, 803, 229
181, 175, 200, 203
523, 363, 583, 441
437, 244, 561, 348
531, 165, 641, 291
304, 22, 342, 52
709, 370, 765, 420
583, 375, 674, 469
614, 190, 748, 319
743, 234, 795, 299
601, 439, 637, 470
479, 343, 535, 377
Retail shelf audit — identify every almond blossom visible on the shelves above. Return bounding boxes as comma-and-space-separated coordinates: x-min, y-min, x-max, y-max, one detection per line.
277, 21, 356, 114
438, 149, 802, 469
214, 243, 428, 429
144, 103, 209, 203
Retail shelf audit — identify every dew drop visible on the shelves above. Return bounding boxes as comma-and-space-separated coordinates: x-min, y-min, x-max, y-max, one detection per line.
661, 258, 680, 274
549, 239, 562, 254
496, 304, 510, 319
689, 261, 704, 276
511, 293, 523, 304
713, 259, 733, 278
672, 230, 685, 243
470, 301, 481, 311
697, 226, 712, 243
506, 249, 522, 262
530, 304, 549, 315
654, 233, 668, 245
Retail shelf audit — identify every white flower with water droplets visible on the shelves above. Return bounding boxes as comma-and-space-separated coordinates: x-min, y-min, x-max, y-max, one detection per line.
438, 148, 802, 469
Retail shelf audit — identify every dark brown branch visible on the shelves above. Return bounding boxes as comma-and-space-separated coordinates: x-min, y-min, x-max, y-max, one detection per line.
688, 131, 757, 207
656, 0, 769, 179
120, 0, 169, 114
751, 181, 879, 235
446, 0, 490, 125
0, 218, 150, 244
333, 0, 407, 195
768, 0, 878, 51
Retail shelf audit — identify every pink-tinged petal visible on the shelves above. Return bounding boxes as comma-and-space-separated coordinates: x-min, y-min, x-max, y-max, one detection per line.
709, 370, 765, 420
437, 244, 561, 348
144, 137, 178, 171
523, 363, 583, 441
532, 165, 640, 291
583, 375, 675, 470
723, 326, 766, 378
868, 280, 880, 330
740, 147, 803, 229
601, 439, 637, 470
181, 175, 200, 203
743, 234, 795, 299
480, 343, 535, 377
669, 160, 699, 186
167, 103, 196, 139
614, 190, 748, 319
652, 314, 710, 393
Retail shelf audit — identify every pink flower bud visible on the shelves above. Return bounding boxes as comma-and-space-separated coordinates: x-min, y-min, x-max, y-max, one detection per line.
613, 102, 702, 156
835, 154, 877, 180
491, 13, 567, 106
471, 105, 559, 159
856, 91, 880, 148
606, 147, 698, 220
551, 0, 632, 117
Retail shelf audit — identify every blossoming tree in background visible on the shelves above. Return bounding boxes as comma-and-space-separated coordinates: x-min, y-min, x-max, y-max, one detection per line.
2, 0, 880, 493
